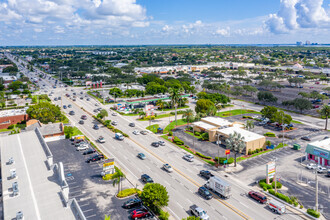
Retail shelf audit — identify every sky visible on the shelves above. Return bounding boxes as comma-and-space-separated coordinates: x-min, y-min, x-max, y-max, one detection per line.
0, 0, 329, 46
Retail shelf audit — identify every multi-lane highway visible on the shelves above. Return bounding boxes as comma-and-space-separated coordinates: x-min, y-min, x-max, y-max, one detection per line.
7, 53, 305, 220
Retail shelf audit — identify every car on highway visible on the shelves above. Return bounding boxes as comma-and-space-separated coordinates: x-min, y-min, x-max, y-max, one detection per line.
111, 121, 118, 126
93, 109, 99, 112
248, 191, 267, 204
141, 174, 154, 183
80, 91, 83, 94
86, 98, 90, 101
130, 207, 151, 219
68, 104, 72, 108
198, 186, 213, 200
122, 198, 142, 209
83, 148, 96, 155
301, 136, 311, 141
151, 142, 160, 147
69, 111, 75, 115
327, 170, 330, 177
183, 154, 194, 162
73, 98, 76, 101
163, 164, 173, 172
95, 103, 99, 106
140, 131, 148, 135
98, 136, 106, 143
81, 115, 87, 120
77, 144, 89, 151
199, 170, 214, 180
79, 120, 84, 125
86, 154, 104, 163
133, 130, 140, 135
80, 97, 83, 100
137, 153, 146, 160
93, 124, 99, 130
63, 105, 67, 109
54, 97, 58, 101
112, 112, 118, 116
129, 122, 135, 127
158, 140, 165, 146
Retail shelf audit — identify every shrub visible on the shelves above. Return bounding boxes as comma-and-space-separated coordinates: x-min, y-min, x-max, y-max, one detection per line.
196, 152, 212, 159
263, 186, 267, 191
214, 157, 234, 165
201, 132, 209, 141
168, 131, 173, 136
271, 181, 282, 189
277, 193, 291, 203
7, 125, 15, 129
256, 148, 260, 153
300, 205, 303, 209
268, 189, 275, 195
173, 136, 184, 145
170, 112, 175, 115
194, 131, 201, 136
294, 202, 298, 207
159, 210, 170, 220
264, 132, 276, 137
266, 140, 272, 146
117, 188, 141, 198
307, 209, 320, 218
248, 149, 252, 155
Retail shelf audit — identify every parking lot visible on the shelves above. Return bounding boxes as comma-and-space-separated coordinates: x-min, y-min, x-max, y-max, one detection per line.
48, 139, 136, 220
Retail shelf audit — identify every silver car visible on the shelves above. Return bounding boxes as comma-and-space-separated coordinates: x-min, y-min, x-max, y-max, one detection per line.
183, 154, 194, 162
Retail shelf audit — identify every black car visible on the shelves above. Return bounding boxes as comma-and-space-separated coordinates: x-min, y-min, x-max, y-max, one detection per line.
83, 148, 96, 155
199, 170, 214, 180
151, 142, 160, 147
198, 186, 213, 200
69, 111, 75, 115
93, 124, 99, 130
129, 123, 135, 127
301, 136, 311, 141
122, 198, 142, 209
79, 120, 84, 124
141, 174, 154, 183
86, 154, 104, 163
63, 105, 67, 109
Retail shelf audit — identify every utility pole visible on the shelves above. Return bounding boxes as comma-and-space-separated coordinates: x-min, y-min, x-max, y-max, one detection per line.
315, 171, 319, 212
273, 157, 278, 194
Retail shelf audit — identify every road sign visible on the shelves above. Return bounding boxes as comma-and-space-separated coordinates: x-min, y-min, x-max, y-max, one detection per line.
103, 158, 115, 173
225, 150, 230, 155
266, 161, 276, 179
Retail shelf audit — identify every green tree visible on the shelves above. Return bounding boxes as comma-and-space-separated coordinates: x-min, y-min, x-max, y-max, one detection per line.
320, 105, 330, 130
109, 87, 123, 102
182, 217, 200, 220
245, 120, 255, 131
8, 81, 24, 91
293, 98, 312, 113
26, 102, 62, 123
257, 91, 277, 103
169, 87, 184, 126
260, 106, 278, 120
182, 109, 194, 125
64, 126, 74, 138
111, 167, 126, 193
273, 111, 292, 125
156, 100, 166, 110
195, 99, 215, 114
225, 131, 245, 167
97, 109, 108, 120
141, 183, 169, 211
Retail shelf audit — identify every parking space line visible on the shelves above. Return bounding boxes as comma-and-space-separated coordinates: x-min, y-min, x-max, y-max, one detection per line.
82, 209, 94, 213
85, 214, 97, 219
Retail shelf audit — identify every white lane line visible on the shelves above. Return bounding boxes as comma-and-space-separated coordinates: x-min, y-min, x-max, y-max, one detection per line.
17, 136, 42, 220
164, 180, 170, 186
176, 202, 183, 209
167, 207, 180, 220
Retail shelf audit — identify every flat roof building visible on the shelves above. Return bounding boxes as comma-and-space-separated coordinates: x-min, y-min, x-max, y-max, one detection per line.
0, 108, 28, 129
305, 138, 330, 167
0, 129, 83, 220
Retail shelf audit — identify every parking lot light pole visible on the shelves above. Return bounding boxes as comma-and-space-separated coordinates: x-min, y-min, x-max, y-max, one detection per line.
315, 170, 319, 212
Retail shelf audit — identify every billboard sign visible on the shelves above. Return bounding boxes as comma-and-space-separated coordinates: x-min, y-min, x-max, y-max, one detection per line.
103, 158, 115, 174
313, 148, 329, 159
266, 161, 276, 179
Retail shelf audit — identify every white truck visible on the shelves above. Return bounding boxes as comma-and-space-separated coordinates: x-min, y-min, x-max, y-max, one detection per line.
268, 199, 286, 215
190, 205, 209, 220
205, 176, 231, 199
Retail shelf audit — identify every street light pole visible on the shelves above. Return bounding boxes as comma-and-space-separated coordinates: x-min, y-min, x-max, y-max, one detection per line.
315, 171, 319, 212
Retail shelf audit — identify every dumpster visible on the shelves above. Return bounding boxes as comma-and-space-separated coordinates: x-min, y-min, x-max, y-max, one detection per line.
293, 143, 301, 150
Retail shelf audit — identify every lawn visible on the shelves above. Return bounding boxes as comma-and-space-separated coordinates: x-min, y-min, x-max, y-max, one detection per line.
146, 124, 160, 133
67, 126, 83, 137
184, 130, 202, 139
0, 123, 26, 133
161, 105, 189, 111
292, 120, 303, 124
139, 112, 183, 121
164, 119, 187, 133
216, 109, 259, 117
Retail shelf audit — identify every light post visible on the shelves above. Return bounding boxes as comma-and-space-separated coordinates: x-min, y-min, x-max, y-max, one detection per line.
273, 157, 278, 193
315, 170, 319, 212
217, 134, 220, 166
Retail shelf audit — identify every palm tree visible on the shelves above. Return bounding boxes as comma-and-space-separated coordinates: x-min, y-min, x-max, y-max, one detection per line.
182, 109, 194, 125
244, 120, 255, 131
320, 105, 330, 130
156, 100, 165, 110
225, 131, 245, 167
168, 87, 184, 126
111, 168, 126, 193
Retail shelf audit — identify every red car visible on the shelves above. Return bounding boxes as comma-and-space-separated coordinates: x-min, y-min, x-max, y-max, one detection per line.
130, 208, 151, 219
248, 191, 267, 204
313, 105, 320, 109
81, 115, 87, 120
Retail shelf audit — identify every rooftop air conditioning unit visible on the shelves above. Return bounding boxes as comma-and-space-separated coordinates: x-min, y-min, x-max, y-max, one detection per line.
16, 211, 24, 220
12, 182, 19, 196
8, 157, 14, 165
10, 169, 17, 179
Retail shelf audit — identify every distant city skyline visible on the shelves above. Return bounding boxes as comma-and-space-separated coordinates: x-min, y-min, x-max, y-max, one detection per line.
0, 0, 329, 46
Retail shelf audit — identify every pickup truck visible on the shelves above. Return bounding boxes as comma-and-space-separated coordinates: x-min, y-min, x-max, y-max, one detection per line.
190, 205, 209, 220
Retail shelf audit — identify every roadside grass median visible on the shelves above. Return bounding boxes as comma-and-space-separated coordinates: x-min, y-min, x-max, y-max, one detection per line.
146, 124, 159, 133
164, 119, 187, 133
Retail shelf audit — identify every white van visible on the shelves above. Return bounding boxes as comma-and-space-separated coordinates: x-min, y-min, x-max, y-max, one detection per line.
115, 133, 124, 140
268, 199, 286, 214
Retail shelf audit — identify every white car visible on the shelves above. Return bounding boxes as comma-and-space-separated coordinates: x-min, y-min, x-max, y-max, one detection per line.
111, 121, 118, 126
76, 144, 89, 151
163, 164, 173, 172
183, 154, 194, 162
98, 136, 106, 143
133, 130, 140, 135
112, 112, 118, 116
306, 163, 317, 169
158, 141, 165, 146
317, 166, 327, 173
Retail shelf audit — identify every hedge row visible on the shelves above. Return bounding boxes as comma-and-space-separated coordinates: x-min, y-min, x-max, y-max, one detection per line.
264, 132, 276, 137
242, 115, 253, 119
117, 188, 141, 198
214, 157, 234, 165
196, 152, 212, 160
259, 178, 282, 189
173, 136, 184, 145
307, 209, 320, 218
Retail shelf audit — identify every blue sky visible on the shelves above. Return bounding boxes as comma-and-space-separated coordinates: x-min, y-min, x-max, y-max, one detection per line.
0, 0, 329, 45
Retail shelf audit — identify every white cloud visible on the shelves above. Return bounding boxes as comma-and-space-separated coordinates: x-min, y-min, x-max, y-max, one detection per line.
265, 0, 330, 34
34, 28, 43, 32
215, 27, 230, 37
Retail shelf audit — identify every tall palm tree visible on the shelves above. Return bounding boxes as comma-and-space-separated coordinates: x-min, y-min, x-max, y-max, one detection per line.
320, 105, 330, 130
168, 87, 184, 126
225, 131, 245, 167
244, 120, 255, 131
182, 109, 194, 125
111, 168, 126, 193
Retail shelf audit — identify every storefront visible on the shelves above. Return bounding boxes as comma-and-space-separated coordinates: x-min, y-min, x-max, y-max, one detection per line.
305, 139, 330, 167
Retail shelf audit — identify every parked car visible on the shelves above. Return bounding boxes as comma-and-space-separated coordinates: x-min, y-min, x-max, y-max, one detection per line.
301, 136, 311, 141
130, 207, 151, 219
98, 136, 105, 143
63, 105, 67, 109
313, 105, 320, 109
86, 154, 104, 163
95, 103, 99, 106
77, 144, 89, 151
80, 97, 83, 100
129, 122, 135, 127
248, 191, 267, 204
306, 163, 317, 169
158, 141, 165, 146
198, 186, 213, 200
163, 164, 173, 172
183, 154, 194, 162
122, 198, 142, 209
327, 170, 330, 177
93, 109, 99, 112
151, 142, 160, 147
137, 153, 146, 160
83, 148, 96, 155
69, 111, 75, 115
141, 174, 153, 183
93, 124, 99, 130
133, 130, 140, 135
111, 121, 118, 126
68, 104, 72, 108
199, 170, 214, 180
81, 115, 87, 120
317, 166, 327, 173
190, 205, 209, 220
112, 112, 118, 116
79, 120, 84, 124
86, 98, 90, 101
